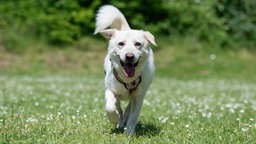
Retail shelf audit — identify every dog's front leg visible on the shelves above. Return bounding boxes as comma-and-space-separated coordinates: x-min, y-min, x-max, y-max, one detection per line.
123, 102, 130, 124
105, 89, 124, 129
124, 94, 144, 135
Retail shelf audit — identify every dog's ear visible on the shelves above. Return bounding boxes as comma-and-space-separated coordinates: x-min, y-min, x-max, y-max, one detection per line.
144, 31, 157, 46
100, 29, 116, 38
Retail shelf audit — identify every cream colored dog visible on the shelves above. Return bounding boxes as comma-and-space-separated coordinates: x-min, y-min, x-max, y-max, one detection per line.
94, 5, 156, 135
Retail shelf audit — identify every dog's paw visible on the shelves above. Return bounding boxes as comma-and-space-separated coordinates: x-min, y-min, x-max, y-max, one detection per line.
124, 127, 135, 135
116, 122, 125, 129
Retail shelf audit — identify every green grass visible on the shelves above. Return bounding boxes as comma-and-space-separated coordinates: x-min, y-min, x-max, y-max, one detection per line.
0, 36, 256, 143
1, 36, 256, 80
0, 76, 255, 143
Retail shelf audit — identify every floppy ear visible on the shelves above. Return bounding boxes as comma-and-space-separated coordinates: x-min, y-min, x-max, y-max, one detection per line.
100, 29, 116, 38
144, 31, 157, 46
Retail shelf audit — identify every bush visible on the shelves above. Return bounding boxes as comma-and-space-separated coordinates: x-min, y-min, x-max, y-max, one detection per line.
107, 0, 230, 46
0, 0, 255, 48
0, 0, 100, 44
0, 29, 26, 53
215, 0, 256, 48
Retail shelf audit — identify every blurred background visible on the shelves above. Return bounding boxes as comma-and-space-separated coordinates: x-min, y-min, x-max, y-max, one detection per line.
0, 0, 255, 80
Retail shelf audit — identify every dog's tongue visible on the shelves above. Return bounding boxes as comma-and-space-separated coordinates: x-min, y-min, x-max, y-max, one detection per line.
122, 63, 135, 78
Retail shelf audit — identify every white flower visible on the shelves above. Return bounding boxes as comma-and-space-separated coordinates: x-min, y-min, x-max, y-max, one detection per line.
158, 116, 168, 123
229, 108, 235, 114
35, 102, 39, 106
26, 117, 38, 123
47, 114, 54, 120
161, 117, 168, 124
242, 127, 249, 132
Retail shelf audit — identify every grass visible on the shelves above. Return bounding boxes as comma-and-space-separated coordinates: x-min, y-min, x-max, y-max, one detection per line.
0, 35, 256, 143
1, 36, 256, 80
0, 76, 255, 143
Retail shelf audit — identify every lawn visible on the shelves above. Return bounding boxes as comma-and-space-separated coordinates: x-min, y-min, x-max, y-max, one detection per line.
0, 36, 256, 143
0, 75, 255, 143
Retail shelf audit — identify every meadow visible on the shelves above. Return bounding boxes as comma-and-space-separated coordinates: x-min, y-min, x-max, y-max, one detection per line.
0, 36, 256, 143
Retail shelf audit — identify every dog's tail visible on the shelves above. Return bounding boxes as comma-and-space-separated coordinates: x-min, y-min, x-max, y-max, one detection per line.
94, 5, 130, 34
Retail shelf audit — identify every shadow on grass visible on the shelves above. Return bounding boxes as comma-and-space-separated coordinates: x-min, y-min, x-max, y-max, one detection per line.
110, 122, 161, 137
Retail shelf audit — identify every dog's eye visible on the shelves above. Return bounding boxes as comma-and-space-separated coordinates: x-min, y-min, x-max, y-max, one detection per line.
118, 42, 125, 46
135, 42, 141, 47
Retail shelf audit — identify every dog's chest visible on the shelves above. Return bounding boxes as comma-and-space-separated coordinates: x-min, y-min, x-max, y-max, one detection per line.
114, 84, 136, 100
118, 89, 141, 100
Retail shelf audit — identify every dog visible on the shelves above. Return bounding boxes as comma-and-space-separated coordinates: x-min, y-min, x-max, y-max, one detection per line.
94, 5, 157, 135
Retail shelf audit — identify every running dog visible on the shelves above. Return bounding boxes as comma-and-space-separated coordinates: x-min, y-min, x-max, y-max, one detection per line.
94, 5, 156, 135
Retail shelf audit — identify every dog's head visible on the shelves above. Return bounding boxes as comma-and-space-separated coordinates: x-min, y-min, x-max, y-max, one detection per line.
101, 29, 156, 78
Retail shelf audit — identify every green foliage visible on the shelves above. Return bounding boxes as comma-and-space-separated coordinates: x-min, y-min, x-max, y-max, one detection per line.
0, 0, 255, 48
110, 0, 255, 48
161, 0, 228, 44
0, 29, 26, 53
0, 0, 100, 44
215, 0, 256, 48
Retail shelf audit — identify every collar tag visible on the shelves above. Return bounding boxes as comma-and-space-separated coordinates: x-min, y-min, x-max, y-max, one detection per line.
125, 77, 141, 90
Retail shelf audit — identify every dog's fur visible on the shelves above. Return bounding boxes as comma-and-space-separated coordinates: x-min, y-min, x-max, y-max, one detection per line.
94, 5, 156, 135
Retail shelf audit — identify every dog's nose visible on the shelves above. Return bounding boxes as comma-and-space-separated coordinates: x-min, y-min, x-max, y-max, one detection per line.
125, 53, 134, 61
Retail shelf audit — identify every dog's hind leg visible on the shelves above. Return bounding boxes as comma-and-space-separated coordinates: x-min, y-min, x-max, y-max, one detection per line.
105, 89, 124, 129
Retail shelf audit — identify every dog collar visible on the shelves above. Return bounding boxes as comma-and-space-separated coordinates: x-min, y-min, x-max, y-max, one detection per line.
112, 66, 141, 92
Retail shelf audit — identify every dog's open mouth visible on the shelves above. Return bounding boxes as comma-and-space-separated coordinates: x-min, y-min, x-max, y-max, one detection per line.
120, 60, 139, 78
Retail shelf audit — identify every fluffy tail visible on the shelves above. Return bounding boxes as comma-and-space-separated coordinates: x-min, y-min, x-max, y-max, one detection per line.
94, 5, 130, 34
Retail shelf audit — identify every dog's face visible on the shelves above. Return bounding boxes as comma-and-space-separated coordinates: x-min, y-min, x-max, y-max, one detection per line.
101, 29, 156, 79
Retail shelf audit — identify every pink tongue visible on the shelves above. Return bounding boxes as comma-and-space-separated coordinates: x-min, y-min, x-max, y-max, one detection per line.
122, 63, 135, 78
